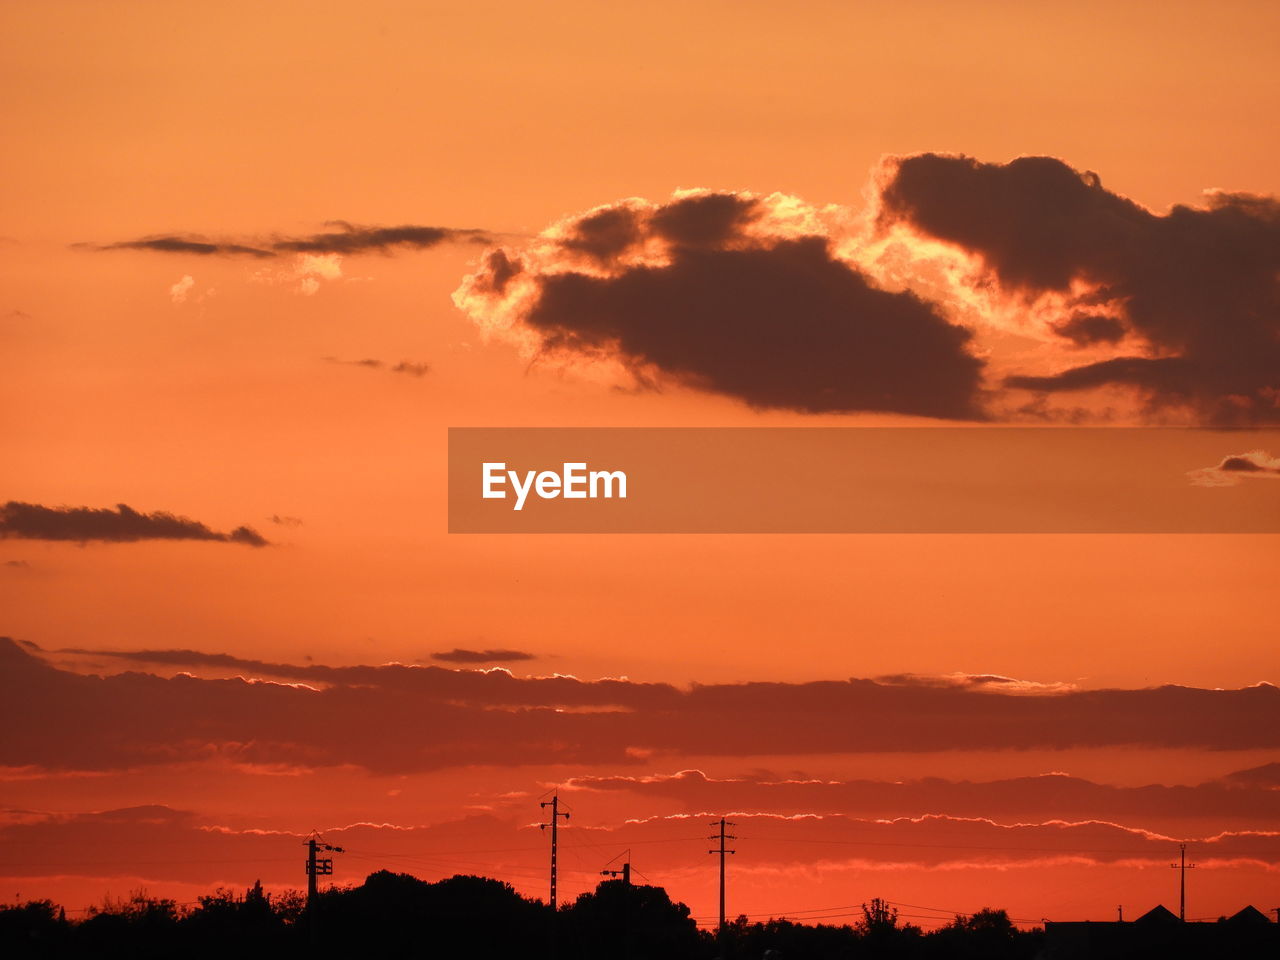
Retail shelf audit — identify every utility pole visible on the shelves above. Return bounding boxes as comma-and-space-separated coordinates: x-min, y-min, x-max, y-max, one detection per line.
304, 832, 344, 907
303, 831, 343, 945
708, 818, 736, 937
602, 850, 635, 960
1170, 843, 1195, 921
1117, 905, 1123, 922
540, 793, 570, 910
601, 850, 631, 886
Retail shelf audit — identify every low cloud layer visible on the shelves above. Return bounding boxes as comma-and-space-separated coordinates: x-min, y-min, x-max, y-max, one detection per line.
3, 804, 1278, 893
7, 640, 1279, 775
455, 192, 986, 419
565, 768, 1280, 834
0, 503, 268, 547
81, 221, 492, 258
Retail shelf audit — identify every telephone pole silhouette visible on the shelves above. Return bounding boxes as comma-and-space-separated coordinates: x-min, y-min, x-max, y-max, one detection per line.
601, 849, 631, 886
304, 831, 344, 907
1170, 843, 1196, 921
540, 793, 570, 910
303, 831, 343, 945
708, 818, 736, 938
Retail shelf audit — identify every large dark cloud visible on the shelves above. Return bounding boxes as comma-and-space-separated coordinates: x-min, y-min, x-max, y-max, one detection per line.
7, 640, 1280, 775
459, 193, 987, 420
0, 502, 268, 547
878, 153, 1280, 423
80, 221, 493, 258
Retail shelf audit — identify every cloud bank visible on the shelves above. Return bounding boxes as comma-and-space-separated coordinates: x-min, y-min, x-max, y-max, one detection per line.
6, 640, 1279, 775
456, 157, 1280, 424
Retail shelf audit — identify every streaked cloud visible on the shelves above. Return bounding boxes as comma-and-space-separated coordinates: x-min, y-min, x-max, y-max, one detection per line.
430, 648, 538, 664
79, 221, 494, 259
0, 503, 268, 547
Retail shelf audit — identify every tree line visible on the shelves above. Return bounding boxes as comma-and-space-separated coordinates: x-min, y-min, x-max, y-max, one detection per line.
2, 869, 1041, 959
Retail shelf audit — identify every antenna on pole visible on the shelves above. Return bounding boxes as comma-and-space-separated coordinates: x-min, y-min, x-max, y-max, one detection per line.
708, 818, 736, 941
601, 849, 632, 887
1169, 843, 1196, 921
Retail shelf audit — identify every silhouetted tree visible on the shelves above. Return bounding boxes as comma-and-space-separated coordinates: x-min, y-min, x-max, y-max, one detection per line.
931, 907, 1028, 959
312, 871, 550, 957
0, 899, 70, 959
76, 891, 181, 959
855, 898, 922, 958
181, 881, 289, 957
565, 878, 701, 959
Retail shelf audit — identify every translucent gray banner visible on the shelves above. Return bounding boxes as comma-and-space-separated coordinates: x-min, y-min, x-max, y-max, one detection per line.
448, 428, 1280, 533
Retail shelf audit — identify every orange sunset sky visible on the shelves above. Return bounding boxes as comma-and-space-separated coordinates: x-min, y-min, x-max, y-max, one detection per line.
2, 0, 1280, 928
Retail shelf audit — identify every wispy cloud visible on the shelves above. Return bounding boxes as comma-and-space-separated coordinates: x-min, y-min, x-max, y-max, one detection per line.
79, 221, 494, 259
430, 648, 537, 664
323, 357, 430, 378
0, 502, 268, 547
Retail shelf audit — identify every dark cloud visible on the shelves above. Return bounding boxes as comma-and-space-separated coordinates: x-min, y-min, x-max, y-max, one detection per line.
271, 221, 491, 254
878, 153, 1280, 424
8, 640, 1280, 775
475, 249, 523, 294
1050, 314, 1127, 347
1221, 455, 1276, 473
649, 193, 760, 249
1223, 762, 1280, 788
3, 559, 29, 569
461, 192, 986, 419
323, 357, 430, 377
84, 236, 274, 257
560, 207, 645, 263
1187, 450, 1280, 486
80, 222, 493, 258
268, 514, 303, 527
0, 502, 268, 547
430, 648, 538, 664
